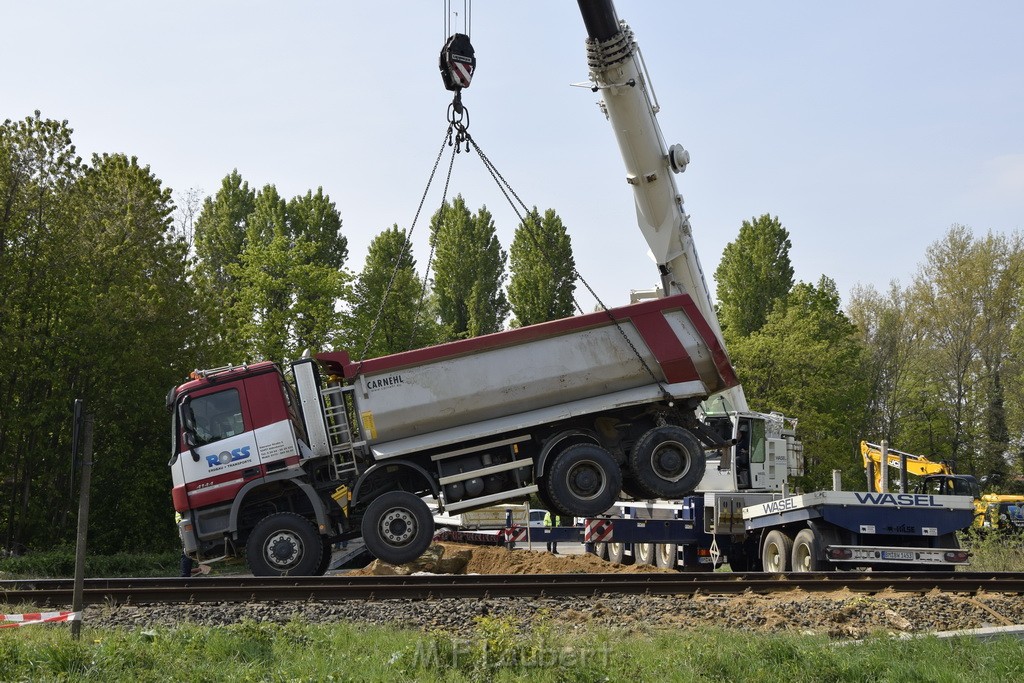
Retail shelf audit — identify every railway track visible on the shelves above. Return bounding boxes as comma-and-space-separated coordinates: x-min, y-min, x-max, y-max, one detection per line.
3, 572, 1024, 606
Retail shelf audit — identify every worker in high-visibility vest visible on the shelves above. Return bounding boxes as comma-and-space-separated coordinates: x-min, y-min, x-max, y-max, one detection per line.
544, 509, 558, 554
175, 512, 197, 577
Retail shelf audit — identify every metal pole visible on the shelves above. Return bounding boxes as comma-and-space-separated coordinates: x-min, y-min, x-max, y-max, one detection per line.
832, 469, 842, 492
70, 414, 94, 640
899, 449, 909, 494
880, 440, 890, 493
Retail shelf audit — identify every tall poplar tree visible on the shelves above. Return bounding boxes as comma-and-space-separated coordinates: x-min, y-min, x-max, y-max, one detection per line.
345, 225, 438, 358
714, 214, 794, 341
430, 195, 509, 339
508, 208, 577, 327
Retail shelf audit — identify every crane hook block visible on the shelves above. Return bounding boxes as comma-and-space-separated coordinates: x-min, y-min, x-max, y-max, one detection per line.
439, 33, 476, 92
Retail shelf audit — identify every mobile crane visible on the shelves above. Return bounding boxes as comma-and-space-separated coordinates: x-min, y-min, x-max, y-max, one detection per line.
568, 0, 974, 572
167, 1, 974, 576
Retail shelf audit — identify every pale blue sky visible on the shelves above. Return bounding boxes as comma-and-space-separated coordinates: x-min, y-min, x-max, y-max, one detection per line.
5, 1, 1023, 309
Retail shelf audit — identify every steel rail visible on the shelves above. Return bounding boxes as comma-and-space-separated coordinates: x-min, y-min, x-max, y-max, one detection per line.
2, 572, 1023, 606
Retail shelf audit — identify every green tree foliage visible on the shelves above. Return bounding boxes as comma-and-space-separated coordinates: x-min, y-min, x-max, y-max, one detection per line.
715, 214, 794, 341
0, 114, 206, 553
430, 195, 509, 339
193, 177, 351, 365
227, 185, 350, 363
848, 226, 1024, 485
194, 170, 254, 286
508, 208, 577, 327
729, 277, 869, 488
846, 282, 931, 447
345, 226, 439, 358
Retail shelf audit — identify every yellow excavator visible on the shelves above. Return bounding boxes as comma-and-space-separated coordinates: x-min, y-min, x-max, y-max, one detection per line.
861, 441, 1024, 531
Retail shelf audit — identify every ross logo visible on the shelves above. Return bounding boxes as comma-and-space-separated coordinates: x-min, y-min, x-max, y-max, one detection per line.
206, 446, 251, 468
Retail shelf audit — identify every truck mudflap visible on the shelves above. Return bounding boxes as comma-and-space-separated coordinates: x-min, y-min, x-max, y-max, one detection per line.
826, 545, 970, 566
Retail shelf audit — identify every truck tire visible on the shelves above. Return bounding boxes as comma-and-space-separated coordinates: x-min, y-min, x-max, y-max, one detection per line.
635, 542, 656, 566
791, 528, 825, 572
361, 491, 434, 565
246, 512, 324, 577
593, 541, 609, 561
628, 426, 705, 499
655, 543, 678, 569
761, 530, 792, 573
316, 539, 334, 575
545, 443, 622, 517
606, 541, 634, 566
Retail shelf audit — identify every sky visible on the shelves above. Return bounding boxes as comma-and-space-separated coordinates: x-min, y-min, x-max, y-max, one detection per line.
5, 1, 1023, 310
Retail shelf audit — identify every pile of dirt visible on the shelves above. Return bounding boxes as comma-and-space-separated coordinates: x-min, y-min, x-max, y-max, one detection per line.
350, 543, 675, 576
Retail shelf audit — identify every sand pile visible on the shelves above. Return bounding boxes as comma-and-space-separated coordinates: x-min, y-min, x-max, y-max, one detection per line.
350, 542, 675, 576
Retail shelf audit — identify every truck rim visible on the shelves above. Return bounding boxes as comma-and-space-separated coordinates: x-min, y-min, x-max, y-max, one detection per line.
380, 507, 417, 545
265, 530, 304, 569
650, 440, 691, 482
566, 459, 607, 501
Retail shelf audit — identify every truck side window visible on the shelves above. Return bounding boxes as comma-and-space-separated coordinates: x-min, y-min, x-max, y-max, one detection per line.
750, 419, 766, 464
187, 389, 244, 445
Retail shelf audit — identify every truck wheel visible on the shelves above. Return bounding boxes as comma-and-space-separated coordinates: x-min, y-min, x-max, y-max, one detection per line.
316, 539, 334, 575
245, 512, 324, 577
361, 491, 434, 565
635, 542, 656, 566
545, 443, 622, 517
761, 530, 792, 573
791, 528, 825, 572
655, 543, 678, 569
607, 541, 634, 566
628, 426, 705, 499
593, 541, 609, 560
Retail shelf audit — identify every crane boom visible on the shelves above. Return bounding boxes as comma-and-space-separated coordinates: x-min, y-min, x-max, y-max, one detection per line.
577, 0, 748, 413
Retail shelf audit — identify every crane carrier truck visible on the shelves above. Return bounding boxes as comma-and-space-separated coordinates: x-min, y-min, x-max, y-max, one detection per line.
168, 0, 975, 575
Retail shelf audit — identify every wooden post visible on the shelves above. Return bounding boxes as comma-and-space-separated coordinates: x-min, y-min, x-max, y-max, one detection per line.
70, 413, 94, 640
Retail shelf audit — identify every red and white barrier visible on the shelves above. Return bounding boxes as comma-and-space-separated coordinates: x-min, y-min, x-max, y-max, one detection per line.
0, 610, 81, 628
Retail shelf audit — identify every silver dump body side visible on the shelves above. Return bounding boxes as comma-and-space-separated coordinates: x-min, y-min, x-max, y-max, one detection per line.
317, 294, 737, 459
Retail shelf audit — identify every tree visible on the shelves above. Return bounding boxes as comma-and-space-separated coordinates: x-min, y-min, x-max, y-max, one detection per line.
194, 170, 254, 286
430, 195, 509, 339
508, 208, 577, 327
228, 184, 350, 363
345, 226, 439, 358
846, 282, 929, 447
65, 153, 204, 551
714, 214, 794, 341
0, 113, 83, 552
729, 277, 869, 488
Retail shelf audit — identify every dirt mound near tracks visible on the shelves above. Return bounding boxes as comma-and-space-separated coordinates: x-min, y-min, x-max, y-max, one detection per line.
350, 543, 675, 576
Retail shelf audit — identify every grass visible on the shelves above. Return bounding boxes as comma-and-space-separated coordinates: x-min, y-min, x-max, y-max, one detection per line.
0, 616, 1023, 682
961, 529, 1024, 572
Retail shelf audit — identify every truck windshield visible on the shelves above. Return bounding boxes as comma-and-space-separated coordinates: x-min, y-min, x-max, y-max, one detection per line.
186, 389, 244, 446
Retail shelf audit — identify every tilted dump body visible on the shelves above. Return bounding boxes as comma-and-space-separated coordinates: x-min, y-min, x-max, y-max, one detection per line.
318, 293, 737, 458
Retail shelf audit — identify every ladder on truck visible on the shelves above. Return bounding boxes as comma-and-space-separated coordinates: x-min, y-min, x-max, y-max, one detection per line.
321, 384, 363, 481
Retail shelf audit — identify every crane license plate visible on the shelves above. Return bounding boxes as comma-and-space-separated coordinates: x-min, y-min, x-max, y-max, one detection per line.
881, 550, 914, 561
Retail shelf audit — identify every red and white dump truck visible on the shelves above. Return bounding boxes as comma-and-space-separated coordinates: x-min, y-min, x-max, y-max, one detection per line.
168, 0, 974, 575
168, 294, 740, 574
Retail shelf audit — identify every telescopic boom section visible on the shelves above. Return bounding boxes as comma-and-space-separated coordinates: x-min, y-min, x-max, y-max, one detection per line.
576, 0, 748, 413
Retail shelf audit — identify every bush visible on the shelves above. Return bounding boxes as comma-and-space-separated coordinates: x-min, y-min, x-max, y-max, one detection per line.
0, 546, 182, 578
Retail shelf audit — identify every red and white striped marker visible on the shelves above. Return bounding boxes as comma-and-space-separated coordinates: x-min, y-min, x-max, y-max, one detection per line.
503, 526, 528, 543
584, 519, 613, 543
0, 611, 81, 628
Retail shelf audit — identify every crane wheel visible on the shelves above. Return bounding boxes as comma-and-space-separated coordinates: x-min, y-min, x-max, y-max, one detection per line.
761, 530, 793, 573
